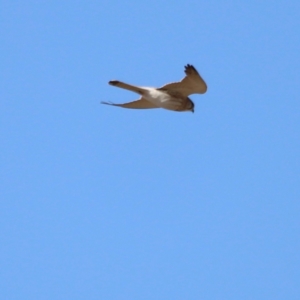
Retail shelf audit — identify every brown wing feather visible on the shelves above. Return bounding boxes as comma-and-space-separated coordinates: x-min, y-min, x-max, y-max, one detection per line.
101, 98, 159, 109
158, 64, 207, 96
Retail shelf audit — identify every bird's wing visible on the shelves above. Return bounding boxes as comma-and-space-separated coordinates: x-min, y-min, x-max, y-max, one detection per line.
158, 64, 207, 97
101, 97, 159, 109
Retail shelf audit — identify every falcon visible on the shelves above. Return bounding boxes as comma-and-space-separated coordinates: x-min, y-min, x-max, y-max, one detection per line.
101, 64, 207, 112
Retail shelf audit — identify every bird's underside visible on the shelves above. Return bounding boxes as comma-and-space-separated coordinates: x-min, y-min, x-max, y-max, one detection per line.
101, 64, 207, 112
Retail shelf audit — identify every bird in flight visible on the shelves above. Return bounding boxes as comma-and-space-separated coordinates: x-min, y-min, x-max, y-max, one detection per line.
101, 64, 207, 112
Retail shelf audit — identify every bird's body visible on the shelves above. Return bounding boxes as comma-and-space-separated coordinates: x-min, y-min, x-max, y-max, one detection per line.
102, 64, 207, 113
143, 88, 191, 111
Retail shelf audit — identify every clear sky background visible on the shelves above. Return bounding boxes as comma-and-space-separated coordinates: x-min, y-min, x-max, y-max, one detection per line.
1, 1, 300, 299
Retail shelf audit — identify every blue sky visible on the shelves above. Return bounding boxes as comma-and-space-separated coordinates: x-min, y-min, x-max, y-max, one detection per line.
1, 1, 299, 299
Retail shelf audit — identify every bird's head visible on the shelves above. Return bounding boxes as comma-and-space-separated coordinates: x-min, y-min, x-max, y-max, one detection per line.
186, 98, 195, 113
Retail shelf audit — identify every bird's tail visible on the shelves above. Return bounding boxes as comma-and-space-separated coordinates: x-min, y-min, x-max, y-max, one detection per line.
109, 81, 145, 95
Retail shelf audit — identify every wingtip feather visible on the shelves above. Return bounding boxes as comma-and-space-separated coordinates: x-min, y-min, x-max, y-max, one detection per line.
101, 101, 113, 105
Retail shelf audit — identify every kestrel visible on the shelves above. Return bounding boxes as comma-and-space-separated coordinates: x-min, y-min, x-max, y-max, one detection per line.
101, 64, 207, 112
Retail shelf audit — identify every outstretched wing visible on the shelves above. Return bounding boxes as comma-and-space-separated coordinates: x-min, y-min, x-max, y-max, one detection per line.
101, 97, 159, 109
158, 64, 207, 96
